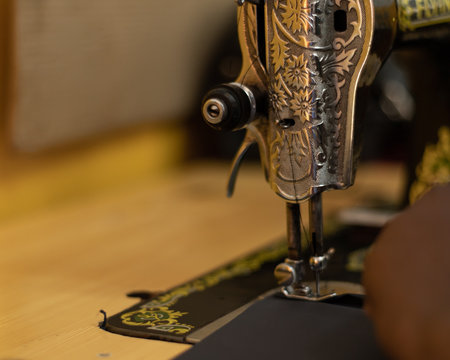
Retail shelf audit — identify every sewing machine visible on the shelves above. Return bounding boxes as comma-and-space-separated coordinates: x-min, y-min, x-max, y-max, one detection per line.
201, 0, 450, 301
98, 1, 449, 356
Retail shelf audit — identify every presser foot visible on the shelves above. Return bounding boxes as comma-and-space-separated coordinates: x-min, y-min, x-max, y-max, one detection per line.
280, 281, 365, 302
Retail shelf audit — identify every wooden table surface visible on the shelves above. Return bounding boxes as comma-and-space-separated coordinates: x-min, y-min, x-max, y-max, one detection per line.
0, 162, 404, 360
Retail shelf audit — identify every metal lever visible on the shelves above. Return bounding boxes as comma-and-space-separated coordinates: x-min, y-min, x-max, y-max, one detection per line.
227, 134, 256, 197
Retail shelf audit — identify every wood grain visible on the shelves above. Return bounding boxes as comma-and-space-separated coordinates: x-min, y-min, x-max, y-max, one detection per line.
0, 162, 405, 359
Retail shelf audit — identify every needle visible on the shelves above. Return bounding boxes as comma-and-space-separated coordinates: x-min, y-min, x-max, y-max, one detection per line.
315, 272, 320, 297
309, 192, 324, 297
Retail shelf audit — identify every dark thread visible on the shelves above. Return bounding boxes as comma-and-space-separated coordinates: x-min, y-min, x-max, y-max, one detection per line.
99, 310, 107, 329
236, 1, 260, 88
239, 56, 259, 88
301, 214, 313, 253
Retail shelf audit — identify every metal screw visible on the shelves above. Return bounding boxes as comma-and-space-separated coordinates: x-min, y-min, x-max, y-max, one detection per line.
274, 262, 296, 286
309, 248, 335, 271
207, 104, 220, 118
202, 98, 227, 125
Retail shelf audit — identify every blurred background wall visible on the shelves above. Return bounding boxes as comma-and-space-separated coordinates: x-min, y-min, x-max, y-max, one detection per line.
0, 0, 237, 222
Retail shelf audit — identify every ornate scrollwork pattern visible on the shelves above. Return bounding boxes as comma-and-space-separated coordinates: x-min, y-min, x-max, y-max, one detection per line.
266, 0, 368, 201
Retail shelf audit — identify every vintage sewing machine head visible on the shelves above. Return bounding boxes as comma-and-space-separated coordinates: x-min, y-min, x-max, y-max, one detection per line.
201, 0, 449, 300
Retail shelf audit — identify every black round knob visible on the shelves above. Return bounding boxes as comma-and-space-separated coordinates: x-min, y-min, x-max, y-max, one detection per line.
201, 83, 255, 131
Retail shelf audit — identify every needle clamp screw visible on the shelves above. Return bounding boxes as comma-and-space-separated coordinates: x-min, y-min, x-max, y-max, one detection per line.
201, 83, 256, 131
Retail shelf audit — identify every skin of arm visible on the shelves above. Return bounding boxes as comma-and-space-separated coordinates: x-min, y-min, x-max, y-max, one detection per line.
363, 184, 450, 360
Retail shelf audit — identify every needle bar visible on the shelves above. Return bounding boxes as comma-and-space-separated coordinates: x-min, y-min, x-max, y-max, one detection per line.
286, 203, 302, 261
309, 193, 324, 295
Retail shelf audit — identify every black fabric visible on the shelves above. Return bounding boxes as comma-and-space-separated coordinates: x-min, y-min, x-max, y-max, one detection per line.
103, 226, 380, 343
103, 244, 285, 342
176, 295, 387, 360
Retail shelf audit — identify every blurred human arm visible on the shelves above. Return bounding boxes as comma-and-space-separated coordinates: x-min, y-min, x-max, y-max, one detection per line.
363, 184, 450, 360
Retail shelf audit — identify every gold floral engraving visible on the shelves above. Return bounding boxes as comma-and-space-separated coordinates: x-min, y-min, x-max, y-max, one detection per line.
283, 54, 311, 90
269, 78, 289, 112
280, 0, 314, 34
290, 89, 317, 123
265, 0, 366, 200
270, 16, 289, 73
321, 48, 357, 77
272, 8, 309, 48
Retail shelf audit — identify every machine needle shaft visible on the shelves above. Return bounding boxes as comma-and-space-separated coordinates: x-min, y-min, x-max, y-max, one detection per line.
309, 192, 324, 296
